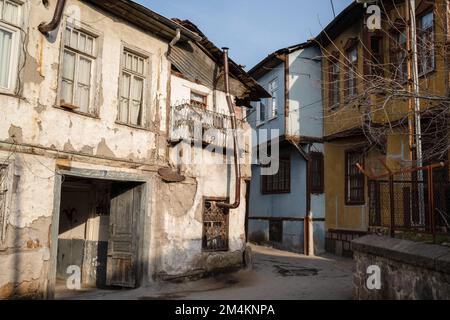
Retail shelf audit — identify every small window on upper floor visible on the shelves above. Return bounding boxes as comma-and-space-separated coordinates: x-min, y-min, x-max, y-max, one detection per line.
370, 36, 384, 77
346, 46, 358, 98
60, 26, 98, 114
390, 29, 408, 82
256, 100, 267, 126
0, 0, 22, 94
418, 11, 435, 76
118, 49, 148, 127
328, 57, 340, 109
190, 90, 207, 108
268, 78, 279, 119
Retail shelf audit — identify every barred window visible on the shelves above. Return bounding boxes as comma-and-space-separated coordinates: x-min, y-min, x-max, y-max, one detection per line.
345, 150, 365, 205
262, 156, 291, 194
202, 200, 229, 252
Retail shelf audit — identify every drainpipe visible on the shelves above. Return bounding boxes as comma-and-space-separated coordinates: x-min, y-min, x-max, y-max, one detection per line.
38, 0, 67, 35
288, 139, 314, 256
218, 48, 241, 210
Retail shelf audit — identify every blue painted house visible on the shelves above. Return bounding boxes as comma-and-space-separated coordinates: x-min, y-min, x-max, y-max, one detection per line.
247, 42, 325, 254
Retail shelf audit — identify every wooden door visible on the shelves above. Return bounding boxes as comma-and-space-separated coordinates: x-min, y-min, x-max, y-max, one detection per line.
106, 183, 142, 288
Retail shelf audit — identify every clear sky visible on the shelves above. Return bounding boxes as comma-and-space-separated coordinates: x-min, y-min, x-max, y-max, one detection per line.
137, 0, 353, 70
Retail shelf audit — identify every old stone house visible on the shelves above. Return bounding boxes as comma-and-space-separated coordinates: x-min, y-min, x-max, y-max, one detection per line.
0, 0, 266, 299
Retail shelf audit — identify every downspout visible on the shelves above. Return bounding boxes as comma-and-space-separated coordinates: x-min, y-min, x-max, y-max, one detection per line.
38, 0, 67, 35
288, 139, 314, 256
218, 48, 241, 209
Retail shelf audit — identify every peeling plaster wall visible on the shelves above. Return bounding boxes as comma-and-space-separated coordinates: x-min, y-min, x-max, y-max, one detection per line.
0, 0, 169, 165
0, 0, 169, 299
152, 75, 252, 277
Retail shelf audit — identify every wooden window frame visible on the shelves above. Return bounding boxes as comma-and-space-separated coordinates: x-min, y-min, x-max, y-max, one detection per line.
369, 35, 385, 77
417, 10, 435, 76
390, 27, 408, 82
190, 90, 208, 109
261, 156, 291, 195
345, 149, 365, 206
59, 24, 98, 115
345, 45, 358, 99
309, 151, 324, 195
117, 45, 149, 128
0, 0, 22, 95
328, 55, 340, 110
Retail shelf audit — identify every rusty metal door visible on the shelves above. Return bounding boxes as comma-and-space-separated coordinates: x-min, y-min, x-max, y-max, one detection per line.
106, 183, 142, 288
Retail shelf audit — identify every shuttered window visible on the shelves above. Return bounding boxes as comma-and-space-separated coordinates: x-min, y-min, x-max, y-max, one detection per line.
118, 50, 146, 126
61, 26, 96, 114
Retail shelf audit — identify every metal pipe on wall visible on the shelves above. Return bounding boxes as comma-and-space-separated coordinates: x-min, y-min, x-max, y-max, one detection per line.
38, 0, 67, 35
218, 48, 241, 209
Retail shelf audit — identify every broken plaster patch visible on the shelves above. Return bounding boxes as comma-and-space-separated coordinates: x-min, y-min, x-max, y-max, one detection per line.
8, 125, 23, 144
96, 138, 115, 158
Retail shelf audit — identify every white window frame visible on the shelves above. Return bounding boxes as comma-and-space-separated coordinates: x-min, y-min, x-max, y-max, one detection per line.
59, 22, 99, 115
0, 0, 22, 95
268, 78, 279, 120
117, 45, 149, 128
0, 158, 14, 247
256, 100, 267, 127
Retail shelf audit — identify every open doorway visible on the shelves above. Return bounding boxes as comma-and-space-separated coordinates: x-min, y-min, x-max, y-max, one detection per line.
55, 175, 145, 293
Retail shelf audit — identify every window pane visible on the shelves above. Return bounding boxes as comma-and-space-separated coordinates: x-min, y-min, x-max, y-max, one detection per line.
76, 57, 92, 113
77, 57, 91, 85
61, 80, 73, 104
62, 50, 76, 81
64, 27, 71, 46
3, 1, 19, 25
70, 30, 78, 49
77, 85, 89, 113
79, 33, 86, 52
119, 73, 131, 122
0, 27, 12, 88
130, 77, 143, 125
86, 37, 93, 55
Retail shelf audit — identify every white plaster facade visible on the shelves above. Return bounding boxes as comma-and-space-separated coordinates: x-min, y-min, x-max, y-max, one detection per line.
0, 0, 256, 299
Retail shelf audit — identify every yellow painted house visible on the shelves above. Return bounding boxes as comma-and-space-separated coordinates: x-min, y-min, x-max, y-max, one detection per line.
316, 0, 450, 256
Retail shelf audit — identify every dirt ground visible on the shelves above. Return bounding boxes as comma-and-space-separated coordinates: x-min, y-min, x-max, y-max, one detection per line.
57, 245, 354, 300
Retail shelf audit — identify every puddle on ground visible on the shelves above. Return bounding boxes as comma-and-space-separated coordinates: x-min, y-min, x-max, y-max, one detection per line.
274, 265, 320, 277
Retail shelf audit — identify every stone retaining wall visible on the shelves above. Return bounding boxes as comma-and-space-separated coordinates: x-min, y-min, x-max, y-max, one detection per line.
353, 235, 450, 300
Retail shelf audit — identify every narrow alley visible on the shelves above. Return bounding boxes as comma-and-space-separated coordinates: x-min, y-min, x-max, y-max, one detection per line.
58, 245, 354, 300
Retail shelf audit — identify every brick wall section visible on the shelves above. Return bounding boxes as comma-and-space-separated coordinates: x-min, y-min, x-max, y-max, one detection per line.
325, 229, 367, 257
353, 235, 450, 300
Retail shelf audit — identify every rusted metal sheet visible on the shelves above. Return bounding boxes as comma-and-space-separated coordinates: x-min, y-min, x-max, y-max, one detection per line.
170, 42, 247, 98
158, 168, 186, 183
